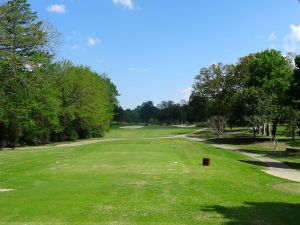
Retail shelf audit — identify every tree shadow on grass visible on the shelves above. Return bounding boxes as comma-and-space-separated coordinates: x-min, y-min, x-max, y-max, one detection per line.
204, 137, 300, 159
239, 160, 287, 169
238, 148, 300, 160
202, 202, 300, 225
287, 140, 300, 148
224, 128, 251, 133
205, 137, 292, 146
284, 161, 300, 170
204, 137, 257, 145
238, 160, 300, 170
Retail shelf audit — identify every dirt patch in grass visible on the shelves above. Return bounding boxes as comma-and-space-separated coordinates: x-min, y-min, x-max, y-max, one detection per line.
96, 205, 115, 210
273, 183, 300, 195
127, 180, 147, 188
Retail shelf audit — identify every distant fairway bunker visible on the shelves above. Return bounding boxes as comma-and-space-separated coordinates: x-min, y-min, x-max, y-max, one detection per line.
0, 189, 15, 193
120, 126, 144, 129
172, 124, 196, 128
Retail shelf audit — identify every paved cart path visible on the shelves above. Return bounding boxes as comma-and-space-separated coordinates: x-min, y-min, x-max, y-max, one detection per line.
185, 136, 300, 183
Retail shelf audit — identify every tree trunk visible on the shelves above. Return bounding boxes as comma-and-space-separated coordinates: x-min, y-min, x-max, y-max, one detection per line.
253, 126, 256, 142
266, 123, 271, 136
272, 121, 277, 138
292, 126, 295, 141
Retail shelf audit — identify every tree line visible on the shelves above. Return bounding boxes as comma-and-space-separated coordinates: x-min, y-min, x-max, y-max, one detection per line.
192, 50, 299, 141
114, 99, 203, 126
0, 0, 118, 148
115, 50, 300, 141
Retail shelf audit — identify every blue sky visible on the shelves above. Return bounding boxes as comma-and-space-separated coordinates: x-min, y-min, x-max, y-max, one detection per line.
29, 0, 300, 109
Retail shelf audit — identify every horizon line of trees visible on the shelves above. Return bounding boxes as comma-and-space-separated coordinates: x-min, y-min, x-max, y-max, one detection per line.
114, 49, 300, 142
0, 0, 118, 148
113, 99, 204, 126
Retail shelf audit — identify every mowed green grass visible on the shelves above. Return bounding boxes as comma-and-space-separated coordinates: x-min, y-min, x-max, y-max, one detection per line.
0, 127, 300, 225
105, 125, 197, 139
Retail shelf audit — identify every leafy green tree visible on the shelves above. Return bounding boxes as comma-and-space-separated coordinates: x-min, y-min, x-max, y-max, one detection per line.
247, 50, 293, 138
178, 100, 188, 123
0, 0, 118, 147
157, 101, 182, 124
232, 87, 271, 141
0, 0, 52, 73
123, 108, 140, 123
192, 63, 239, 125
290, 55, 300, 110
284, 55, 300, 140
234, 54, 256, 88
286, 109, 299, 141
0, 0, 60, 147
113, 106, 125, 125
56, 62, 117, 140
187, 94, 207, 123
139, 101, 158, 125
229, 54, 261, 128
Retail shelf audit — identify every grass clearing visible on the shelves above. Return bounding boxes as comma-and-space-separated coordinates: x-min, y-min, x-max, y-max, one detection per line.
0, 126, 299, 224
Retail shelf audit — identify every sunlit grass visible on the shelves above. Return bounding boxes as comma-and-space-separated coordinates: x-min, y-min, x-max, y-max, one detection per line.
0, 126, 299, 224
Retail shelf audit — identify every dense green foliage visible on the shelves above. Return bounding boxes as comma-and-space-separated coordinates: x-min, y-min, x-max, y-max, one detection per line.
191, 49, 299, 140
54, 62, 118, 141
115, 100, 188, 125
0, 0, 118, 147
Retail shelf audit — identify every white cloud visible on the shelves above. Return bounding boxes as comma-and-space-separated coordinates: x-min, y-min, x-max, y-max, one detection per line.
270, 44, 277, 49
177, 87, 192, 101
71, 44, 79, 50
67, 31, 78, 41
128, 67, 149, 73
87, 37, 100, 46
267, 32, 277, 49
268, 32, 277, 41
47, 4, 66, 14
113, 0, 134, 10
283, 24, 300, 52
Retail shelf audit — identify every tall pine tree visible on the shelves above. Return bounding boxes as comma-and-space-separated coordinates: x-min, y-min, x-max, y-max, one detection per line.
0, 0, 60, 147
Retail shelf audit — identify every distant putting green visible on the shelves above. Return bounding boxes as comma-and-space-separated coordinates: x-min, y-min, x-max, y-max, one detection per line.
0, 126, 299, 225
